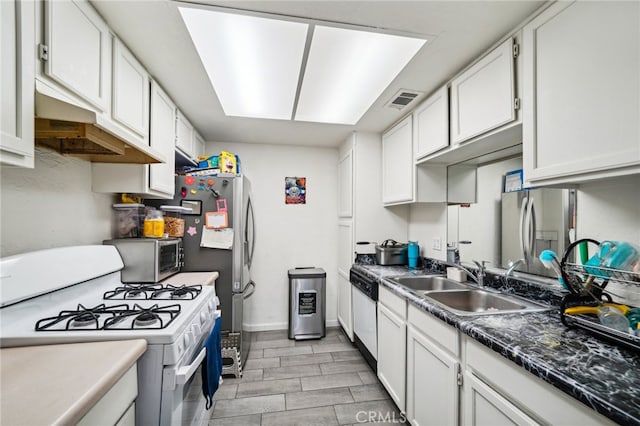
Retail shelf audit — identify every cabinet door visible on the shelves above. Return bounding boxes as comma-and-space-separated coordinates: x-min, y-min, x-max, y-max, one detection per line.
194, 132, 205, 160
149, 81, 176, 195
450, 38, 515, 145
464, 373, 538, 426
522, 1, 640, 184
1, 0, 35, 168
175, 110, 194, 158
377, 302, 406, 412
382, 115, 413, 205
338, 148, 353, 217
414, 86, 449, 160
44, 0, 110, 111
406, 325, 459, 426
112, 38, 149, 140
337, 220, 353, 340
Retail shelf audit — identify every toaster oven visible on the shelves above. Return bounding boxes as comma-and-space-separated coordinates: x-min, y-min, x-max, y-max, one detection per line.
103, 238, 182, 282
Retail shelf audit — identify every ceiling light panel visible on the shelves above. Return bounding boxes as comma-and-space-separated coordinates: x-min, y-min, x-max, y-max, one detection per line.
179, 7, 308, 120
295, 26, 426, 125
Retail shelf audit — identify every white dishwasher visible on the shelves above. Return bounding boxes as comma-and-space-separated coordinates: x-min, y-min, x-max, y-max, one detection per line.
350, 268, 378, 371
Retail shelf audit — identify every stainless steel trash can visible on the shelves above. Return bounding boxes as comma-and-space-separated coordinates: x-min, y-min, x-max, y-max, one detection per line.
288, 267, 326, 340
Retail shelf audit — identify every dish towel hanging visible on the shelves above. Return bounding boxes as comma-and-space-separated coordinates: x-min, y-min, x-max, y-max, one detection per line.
201, 315, 222, 409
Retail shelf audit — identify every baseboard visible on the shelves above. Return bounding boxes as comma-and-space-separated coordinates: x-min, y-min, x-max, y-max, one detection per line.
243, 319, 339, 332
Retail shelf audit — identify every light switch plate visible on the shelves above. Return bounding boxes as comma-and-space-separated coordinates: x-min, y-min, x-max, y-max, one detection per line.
432, 237, 442, 251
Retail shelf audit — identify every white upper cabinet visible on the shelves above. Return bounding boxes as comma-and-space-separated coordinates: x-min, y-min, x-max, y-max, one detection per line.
414, 86, 449, 160
382, 115, 414, 204
112, 38, 149, 141
382, 115, 446, 206
1, 0, 35, 168
175, 109, 194, 159
92, 80, 176, 198
194, 131, 205, 161
43, 0, 110, 112
450, 38, 516, 145
148, 80, 176, 195
338, 148, 353, 217
522, 1, 640, 185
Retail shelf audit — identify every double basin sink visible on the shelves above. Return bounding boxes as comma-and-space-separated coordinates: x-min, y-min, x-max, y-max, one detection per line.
389, 275, 548, 316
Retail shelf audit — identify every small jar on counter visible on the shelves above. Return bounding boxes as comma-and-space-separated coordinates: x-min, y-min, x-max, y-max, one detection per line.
143, 208, 164, 238
160, 206, 189, 238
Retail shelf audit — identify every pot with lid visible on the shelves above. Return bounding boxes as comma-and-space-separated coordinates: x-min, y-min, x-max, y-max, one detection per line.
376, 239, 408, 265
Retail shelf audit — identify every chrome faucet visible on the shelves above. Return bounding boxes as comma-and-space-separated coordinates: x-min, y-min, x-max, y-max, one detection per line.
506, 259, 526, 277
472, 260, 489, 287
447, 260, 489, 287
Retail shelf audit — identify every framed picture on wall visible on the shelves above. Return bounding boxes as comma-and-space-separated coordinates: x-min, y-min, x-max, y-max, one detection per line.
285, 177, 306, 204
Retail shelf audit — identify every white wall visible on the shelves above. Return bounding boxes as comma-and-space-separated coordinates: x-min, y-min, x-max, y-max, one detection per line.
576, 175, 640, 245
408, 204, 448, 261
576, 175, 640, 305
1, 148, 113, 257
209, 141, 339, 331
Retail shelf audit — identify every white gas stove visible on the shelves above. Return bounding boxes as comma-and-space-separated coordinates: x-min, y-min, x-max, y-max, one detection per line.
0, 245, 219, 426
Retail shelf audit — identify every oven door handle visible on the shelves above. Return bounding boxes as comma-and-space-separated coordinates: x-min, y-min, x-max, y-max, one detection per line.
176, 347, 207, 386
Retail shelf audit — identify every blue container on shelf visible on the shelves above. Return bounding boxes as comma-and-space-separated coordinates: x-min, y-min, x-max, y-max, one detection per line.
408, 241, 420, 269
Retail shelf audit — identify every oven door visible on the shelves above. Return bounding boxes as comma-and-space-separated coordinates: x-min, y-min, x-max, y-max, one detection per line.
160, 310, 220, 426
157, 239, 181, 281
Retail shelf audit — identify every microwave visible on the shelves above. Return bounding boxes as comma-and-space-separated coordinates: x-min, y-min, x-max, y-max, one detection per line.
103, 238, 182, 283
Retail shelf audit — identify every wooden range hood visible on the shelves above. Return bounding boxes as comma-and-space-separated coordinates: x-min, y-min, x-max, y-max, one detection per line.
34, 81, 164, 164
35, 118, 160, 164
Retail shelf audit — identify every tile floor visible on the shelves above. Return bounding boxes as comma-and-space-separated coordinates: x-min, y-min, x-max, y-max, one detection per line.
207, 327, 406, 425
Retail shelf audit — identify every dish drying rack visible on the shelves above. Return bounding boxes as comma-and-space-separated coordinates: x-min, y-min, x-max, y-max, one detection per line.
559, 239, 640, 352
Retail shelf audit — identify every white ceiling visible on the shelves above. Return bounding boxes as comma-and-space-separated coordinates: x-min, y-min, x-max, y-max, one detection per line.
91, 0, 545, 148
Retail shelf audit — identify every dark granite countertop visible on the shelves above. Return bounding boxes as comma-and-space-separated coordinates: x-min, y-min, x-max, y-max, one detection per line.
353, 263, 640, 426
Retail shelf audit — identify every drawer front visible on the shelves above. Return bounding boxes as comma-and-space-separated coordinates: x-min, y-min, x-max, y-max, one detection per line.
408, 304, 459, 356
379, 286, 407, 320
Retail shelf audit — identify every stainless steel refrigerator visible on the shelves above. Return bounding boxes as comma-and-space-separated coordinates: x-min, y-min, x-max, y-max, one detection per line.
501, 188, 575, 278
147, 174, 255, 364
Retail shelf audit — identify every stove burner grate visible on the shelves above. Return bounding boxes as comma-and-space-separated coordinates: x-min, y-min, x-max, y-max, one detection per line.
103, 283, 163, 300
151, 284, 202, 300
103, 304, 181, 330
35, 303, 129, 331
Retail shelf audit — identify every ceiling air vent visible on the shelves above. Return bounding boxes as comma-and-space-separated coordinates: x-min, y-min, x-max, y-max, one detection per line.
386, 89, 423, 110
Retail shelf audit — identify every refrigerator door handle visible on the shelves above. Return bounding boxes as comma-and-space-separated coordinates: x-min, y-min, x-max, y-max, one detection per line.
529, 198, 537, 260
243, 280, 256, 299
245, 196, 256, 269
524, 195, 533, 260
519, 195, 528, 261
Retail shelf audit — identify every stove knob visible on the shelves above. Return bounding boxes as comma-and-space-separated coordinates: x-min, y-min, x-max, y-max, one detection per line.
183, 332, 192, 348
192, 323, 201, 337
200, 312, 208, 324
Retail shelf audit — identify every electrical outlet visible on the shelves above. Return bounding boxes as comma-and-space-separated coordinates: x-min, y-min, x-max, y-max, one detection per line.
432, 237, 442, 251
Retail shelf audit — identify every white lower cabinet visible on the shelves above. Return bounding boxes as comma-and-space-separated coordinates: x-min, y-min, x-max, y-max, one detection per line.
78, 365, 137, 426
377, 287, 407, 412
375, 291, 617, 426
406, 306, 460, 426
337, 274, 353, 341
464, 373, 537, 426
463, 337, 616, 426
337, 220, 353, 340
